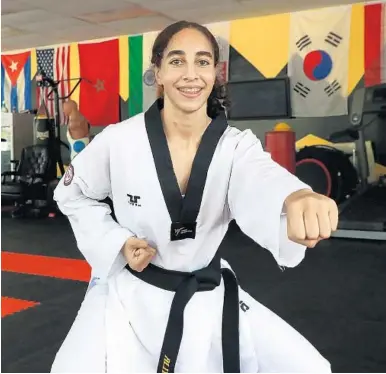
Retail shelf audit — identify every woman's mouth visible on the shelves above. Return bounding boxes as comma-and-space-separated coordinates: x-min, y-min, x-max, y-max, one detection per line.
177, 87, 203, 98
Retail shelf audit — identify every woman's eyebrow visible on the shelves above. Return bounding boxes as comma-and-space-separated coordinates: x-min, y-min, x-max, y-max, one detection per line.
165, 50, 213, 59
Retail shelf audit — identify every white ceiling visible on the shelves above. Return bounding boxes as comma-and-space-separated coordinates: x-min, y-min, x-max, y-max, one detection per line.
1, 0, 374, 52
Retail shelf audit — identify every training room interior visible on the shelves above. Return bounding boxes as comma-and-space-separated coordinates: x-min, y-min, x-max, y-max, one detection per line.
1, 0, 386, 372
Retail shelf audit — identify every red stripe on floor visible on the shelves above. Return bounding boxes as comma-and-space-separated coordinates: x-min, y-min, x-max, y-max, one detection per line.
1, 252, 91, 282
1, 296, 40, 317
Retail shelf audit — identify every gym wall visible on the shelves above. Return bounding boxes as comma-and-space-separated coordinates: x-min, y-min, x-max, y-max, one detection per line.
227, 6, 386, 169
26, 2, 385, 169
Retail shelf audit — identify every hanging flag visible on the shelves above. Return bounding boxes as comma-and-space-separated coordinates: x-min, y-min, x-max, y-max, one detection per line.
364, 2, 386, 87
142, 31, 160, 114
230, 15, 290, 79
128, 34, 144, 118
36, 46, 70, 123
288, 5, 351, 117
127, 32, 158, 118
78, 39, 120, 126
1, 51, 32, 113
206, 21, 230, 82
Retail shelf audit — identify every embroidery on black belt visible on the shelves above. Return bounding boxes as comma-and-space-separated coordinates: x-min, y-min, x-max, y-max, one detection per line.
161, 355, 171, 373
63, 164, 74, 186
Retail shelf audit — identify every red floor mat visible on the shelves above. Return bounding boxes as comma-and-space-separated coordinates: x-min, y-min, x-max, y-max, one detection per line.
1, 296, 40, 317
1, 252, 90, 281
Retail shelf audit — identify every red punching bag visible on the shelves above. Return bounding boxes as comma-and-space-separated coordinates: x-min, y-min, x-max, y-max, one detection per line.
265, 123, 296, 174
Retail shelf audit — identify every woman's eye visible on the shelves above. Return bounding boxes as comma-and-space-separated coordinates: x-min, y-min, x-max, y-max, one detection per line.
170, 59, 183, 66
198, 59, 210, 66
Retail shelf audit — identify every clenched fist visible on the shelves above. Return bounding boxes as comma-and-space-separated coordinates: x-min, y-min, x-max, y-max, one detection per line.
63, 99, 79, 117
123, 237, 156, 272
284, 189, 339, 248
63, 99, 89, 140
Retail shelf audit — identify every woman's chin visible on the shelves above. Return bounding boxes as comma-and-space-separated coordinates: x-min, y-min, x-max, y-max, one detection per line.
174, 97, 208, 114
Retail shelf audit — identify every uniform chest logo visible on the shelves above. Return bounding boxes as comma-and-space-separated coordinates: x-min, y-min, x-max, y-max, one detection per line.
127, 194, 141, 207
170, 222, 197, 241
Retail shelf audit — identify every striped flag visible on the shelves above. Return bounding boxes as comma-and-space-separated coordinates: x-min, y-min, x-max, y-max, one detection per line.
128, 34, 143, 118
1, 51, 32, 112
364, 2, 386, 87
36, 46, 70, 124
128, 32, 158, 118
127, 22, 230, 118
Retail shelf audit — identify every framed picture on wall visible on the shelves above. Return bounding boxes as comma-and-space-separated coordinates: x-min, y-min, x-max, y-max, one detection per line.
227, 77, 292, 120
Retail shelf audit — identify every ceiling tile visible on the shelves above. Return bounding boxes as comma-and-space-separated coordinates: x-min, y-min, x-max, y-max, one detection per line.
76, 5, 156, 23
17, 18, 91, 33
158, 3, 246, 23
2, 0, 35, 15
1, 26, 26, 38
136, 0, 236, 12
47, 25, 117, 44
2, 33, 59, 51
27, 0, 139, 15
2, 9, 62, 27
105, 15, 175, 34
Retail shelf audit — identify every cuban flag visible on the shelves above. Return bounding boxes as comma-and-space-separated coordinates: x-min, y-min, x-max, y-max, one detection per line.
288, 5, 351, 117
1, 51, 32, 113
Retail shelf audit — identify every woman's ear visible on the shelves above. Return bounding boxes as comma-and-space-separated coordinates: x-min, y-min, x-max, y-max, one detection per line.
154, 66, 162, 86
156, 84, 164, 98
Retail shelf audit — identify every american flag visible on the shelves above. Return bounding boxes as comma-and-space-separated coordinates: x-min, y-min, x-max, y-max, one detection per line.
36, 46, 70, 124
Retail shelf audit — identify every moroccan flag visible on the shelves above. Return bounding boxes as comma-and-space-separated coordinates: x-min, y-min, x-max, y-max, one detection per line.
78, 39, 120, 126
364, 2, 386, 87
1, 51, 32, 112
288, 5, 351, 117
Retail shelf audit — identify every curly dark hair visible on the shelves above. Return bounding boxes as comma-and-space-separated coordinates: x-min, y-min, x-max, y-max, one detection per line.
150, 20, 230, 118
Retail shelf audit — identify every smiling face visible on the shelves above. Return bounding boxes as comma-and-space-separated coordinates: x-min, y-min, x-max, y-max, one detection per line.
155, 27, 217, 115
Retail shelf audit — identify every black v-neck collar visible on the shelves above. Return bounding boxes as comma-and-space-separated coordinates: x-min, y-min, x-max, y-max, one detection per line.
144, 99, 228, 241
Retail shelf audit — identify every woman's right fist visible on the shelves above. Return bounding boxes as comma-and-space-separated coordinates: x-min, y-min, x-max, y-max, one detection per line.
123, 237, 156, 272
63, 99, 79, 117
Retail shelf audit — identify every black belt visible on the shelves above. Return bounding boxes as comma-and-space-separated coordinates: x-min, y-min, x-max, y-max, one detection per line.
125, 254, 240, 373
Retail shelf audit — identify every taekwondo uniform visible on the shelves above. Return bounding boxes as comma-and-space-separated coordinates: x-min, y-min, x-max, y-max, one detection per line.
52, 100, 331, 373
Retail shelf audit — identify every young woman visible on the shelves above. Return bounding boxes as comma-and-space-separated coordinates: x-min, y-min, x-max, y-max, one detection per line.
51, 21, 337, 373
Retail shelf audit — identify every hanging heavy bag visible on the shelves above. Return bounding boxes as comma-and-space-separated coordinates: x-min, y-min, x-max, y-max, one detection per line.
34, 101, 55, 146
34, 101, 57, 180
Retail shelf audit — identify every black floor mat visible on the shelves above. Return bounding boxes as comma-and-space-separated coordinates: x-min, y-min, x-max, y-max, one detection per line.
2, 216, 386, 373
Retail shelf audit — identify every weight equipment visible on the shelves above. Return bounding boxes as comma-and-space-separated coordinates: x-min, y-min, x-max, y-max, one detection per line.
330, 84, 386, 240
1, 72, 84, 218
295, 145, 358, 205
35, 70, 83, 176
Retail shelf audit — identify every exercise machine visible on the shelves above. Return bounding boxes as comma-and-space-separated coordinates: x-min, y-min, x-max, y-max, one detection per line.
295, 144, 358, 205
331, 84, 386, 240
35, 70, 84, 175
1, 72, 83, 218
35, 71, 86, 216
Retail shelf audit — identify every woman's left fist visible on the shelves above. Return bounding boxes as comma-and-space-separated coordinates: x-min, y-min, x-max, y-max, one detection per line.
284, 189, 339, 248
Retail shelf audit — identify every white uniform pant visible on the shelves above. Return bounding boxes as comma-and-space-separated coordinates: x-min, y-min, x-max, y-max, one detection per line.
51, 263, 331, 373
